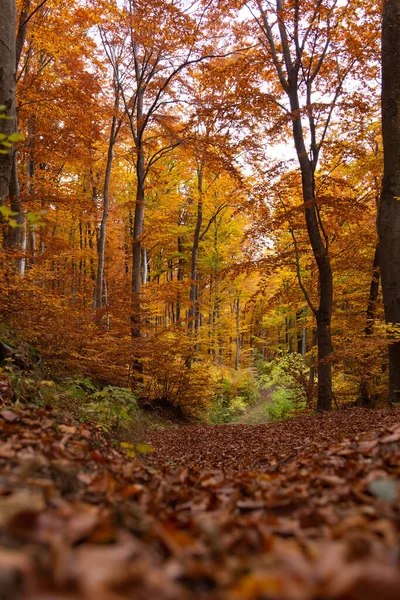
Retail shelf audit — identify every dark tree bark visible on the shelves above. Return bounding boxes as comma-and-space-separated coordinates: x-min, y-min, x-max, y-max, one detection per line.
365, 244, 380, 337
357, 244, 380, 406
175, 235, 185, 325
0, 0, 16, 206
131, 146, 145, 339
289, 91, 333, 410
188, 163, 204, 342
378, 0, 400, 404
235, 297, 240, 370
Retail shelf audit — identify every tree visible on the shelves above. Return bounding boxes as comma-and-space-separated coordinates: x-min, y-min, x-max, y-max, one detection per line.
94, 77, 122, 311
99, 0, 232, 344
249, 0, 380, 410
378, 0, 400, 404
0, 0, 16, 206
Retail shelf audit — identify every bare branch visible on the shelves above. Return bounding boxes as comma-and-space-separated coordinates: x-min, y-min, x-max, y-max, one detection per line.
251, 0, 289, 92
199, 202, 229, 241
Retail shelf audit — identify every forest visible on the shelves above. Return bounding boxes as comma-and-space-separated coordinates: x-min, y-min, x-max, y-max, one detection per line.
0, 0, 400, 598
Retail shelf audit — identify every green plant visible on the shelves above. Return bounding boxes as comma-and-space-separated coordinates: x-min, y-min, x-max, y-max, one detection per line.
208, 367, 260, 424
261, 351, 312, 407
2, 363, 56, 406
265, 388, 293, 421
208, 396, 236, 424
82, 385, 138, 433
63, 377, 98, 399
236, 371, 260, 406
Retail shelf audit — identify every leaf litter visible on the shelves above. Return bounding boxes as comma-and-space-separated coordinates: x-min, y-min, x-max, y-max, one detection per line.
0, 406, 399, 599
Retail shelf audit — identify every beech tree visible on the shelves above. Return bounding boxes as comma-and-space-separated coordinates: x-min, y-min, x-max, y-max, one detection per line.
378, 0, 400, 403
94, 75, 122, 311
0, 0, 16, 206
248, 0, 379, 410
99, 0, 219, 341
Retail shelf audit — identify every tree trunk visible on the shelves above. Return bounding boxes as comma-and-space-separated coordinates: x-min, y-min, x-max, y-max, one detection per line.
3, 0, 32, 248
26, 118, 35, 266
94, 99, 119, 310
188, 163, 203, 352
141, 247, 148, 286
176, 235, 185, 324
235, 297, 240, 370
289, 88, 333, 410
358, 244, 380, 406
315, 309, 332, 409
16, 0, 31, 67
365, 244, 380, 337
5, 152, 23, 247
0, 0, 16, 206
309, 328, 317, 400
378, 0, 400, 403
131, 148, 145, 340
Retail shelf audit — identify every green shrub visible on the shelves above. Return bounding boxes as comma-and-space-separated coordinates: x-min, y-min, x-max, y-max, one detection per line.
54, 378, 139, 433
208, 396, 233, 424
2, 364, 57, 406
63, 376, 97, 399
260, 351, 311, 421
208, 367, 260, 423
236, 371, 260, 406
265, 389, 293, 421
261, 351, 312, 407
81, 385, 138, 433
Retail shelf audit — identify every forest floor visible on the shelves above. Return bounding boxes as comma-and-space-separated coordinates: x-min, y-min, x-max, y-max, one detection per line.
0, 405, 399, 599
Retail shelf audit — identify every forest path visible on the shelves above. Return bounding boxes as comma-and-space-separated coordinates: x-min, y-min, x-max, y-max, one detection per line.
0, 406, 400, 598
237, 385, 273, 424
145, 407, 400, 471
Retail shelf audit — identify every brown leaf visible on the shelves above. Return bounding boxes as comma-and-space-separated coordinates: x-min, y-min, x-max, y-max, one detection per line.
0, 410, 19, 422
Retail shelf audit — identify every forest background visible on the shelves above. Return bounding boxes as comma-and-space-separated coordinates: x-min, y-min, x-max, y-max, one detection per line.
0, 0, 391, 425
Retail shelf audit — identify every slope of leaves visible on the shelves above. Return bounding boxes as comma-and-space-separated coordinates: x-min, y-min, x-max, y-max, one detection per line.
0, 407, 399, 599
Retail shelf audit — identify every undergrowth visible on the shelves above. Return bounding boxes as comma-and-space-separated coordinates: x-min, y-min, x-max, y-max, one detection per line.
259, 352, 311, 421
208, 367, 260, 423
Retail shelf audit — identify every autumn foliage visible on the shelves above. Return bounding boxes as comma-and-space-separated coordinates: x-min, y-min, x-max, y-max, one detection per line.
0, 0, 392, 415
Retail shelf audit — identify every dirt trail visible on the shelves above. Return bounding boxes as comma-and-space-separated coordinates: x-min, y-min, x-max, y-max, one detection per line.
238, 386, 273, 424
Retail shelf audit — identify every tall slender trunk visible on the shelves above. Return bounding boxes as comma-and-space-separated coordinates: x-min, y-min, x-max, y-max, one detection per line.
188, 162, 204, 352
15, 0, 31, 69
131, 148, 145, 339
130, 80, 146, 344
309, 328, 318, 397
289, 89, 333, 410
94, 96, 119, 310
301, 314, 307, 358
19, 213, 26, 275
378, 1, 400, 403
0, 0, 16, 207
141, 247, 148, 285
26, 120, 35, 266
235, 297, 240, 370
176, 235, 185, 324
3, 0, 31, 248
5, 152, 23, 248
357, 244, 380, 405
365, 245, 380, 336
256, 2, 335, 409
212, 262, 221, 361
